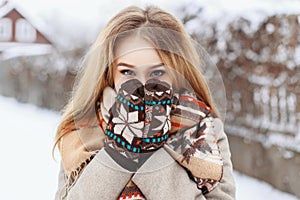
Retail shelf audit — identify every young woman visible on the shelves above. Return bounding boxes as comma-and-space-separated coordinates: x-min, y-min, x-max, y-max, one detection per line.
53, 5, 236, 200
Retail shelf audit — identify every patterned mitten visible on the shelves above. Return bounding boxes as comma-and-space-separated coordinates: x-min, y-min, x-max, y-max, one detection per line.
105, 79, 145, 154
139, 78, 174, 151
103, 78, 174, 171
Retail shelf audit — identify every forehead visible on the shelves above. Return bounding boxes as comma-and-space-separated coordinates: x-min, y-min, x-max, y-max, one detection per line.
114, 35, 162, 67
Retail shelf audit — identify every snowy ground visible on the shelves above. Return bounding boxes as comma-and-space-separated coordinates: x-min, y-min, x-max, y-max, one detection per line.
0, 95, 298, 200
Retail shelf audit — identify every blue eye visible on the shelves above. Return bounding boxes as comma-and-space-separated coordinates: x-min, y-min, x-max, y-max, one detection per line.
120, 70, 135, 76
150, 70, 165, 77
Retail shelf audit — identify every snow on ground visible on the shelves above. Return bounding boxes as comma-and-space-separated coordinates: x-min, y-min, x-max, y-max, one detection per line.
233, 171, 298, 200
0, 96, 61, 200
0, 95, 298, 200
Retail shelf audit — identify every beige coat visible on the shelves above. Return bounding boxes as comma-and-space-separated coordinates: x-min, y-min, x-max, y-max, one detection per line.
54, 128, 236, 200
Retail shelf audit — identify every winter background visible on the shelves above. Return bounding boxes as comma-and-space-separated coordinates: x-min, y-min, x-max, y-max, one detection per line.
0, 96, 297, 200
0, 0, 300, 199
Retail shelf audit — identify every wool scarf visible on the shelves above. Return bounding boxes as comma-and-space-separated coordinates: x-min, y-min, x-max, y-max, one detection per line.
58, 82, 223, 197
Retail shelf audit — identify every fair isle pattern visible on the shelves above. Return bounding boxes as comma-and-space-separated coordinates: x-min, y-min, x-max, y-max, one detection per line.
102, 82, 223, 195
60, 82, 224, 199
169, 88, 212, 135
118, 184, 146, 200
194, 177, 218, 194
112, 103, 144, 142
105, 78, 173, 154
142, 78, 173, 151
118, 194, 145, 200
167, 88, 223, 194
106, 79, 145, 153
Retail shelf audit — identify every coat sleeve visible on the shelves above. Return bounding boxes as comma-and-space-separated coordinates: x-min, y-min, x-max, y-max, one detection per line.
131, 147, 206, 200
54, 148, 133, 200
203, 129, 236, 200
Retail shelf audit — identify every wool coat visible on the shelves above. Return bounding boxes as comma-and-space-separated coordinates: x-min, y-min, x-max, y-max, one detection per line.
54, 127, 236, 200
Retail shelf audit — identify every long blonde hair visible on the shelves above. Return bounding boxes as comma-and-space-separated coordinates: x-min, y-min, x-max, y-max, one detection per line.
52, 5, 218, 158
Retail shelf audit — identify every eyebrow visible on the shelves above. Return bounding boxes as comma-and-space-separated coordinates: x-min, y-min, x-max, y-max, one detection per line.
117, 62, 164, 69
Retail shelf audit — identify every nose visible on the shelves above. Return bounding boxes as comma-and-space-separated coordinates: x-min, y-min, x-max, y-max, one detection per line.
136, 75, 147, 85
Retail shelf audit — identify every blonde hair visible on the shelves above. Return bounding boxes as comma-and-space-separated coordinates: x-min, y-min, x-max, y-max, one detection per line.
52, 5, 218, 158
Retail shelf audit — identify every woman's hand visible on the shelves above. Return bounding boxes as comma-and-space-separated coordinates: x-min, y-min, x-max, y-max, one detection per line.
102, 78, 174, 171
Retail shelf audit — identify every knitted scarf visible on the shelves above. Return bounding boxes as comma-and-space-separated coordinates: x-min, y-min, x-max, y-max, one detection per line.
58, 81, 223, 197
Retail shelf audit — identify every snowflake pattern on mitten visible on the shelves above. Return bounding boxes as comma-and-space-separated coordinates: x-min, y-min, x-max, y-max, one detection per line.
104, 78, 174, 154
105, 79, 145, 153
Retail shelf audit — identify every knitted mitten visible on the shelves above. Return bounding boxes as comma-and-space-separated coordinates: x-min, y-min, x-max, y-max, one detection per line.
103, 78, 174, 171
139, 78, 174, 151
105, 79, 145, 154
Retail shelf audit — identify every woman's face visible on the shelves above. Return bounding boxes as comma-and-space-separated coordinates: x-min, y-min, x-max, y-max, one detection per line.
113, 35, 172, 91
